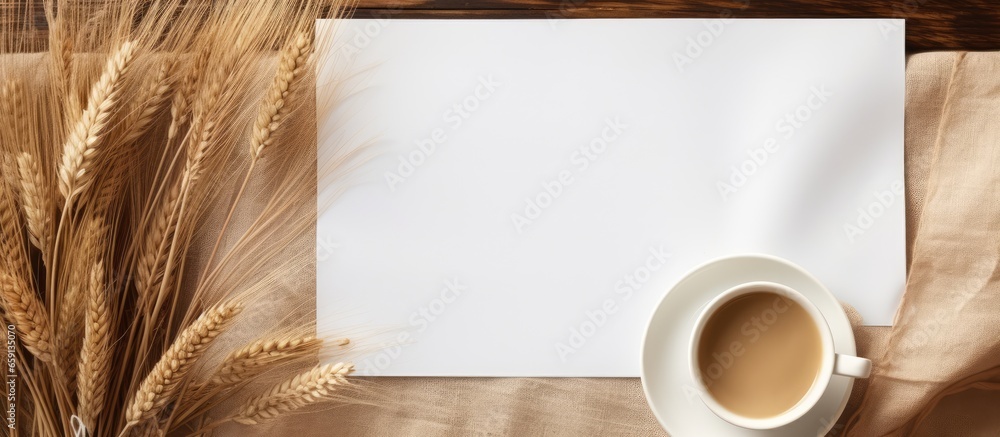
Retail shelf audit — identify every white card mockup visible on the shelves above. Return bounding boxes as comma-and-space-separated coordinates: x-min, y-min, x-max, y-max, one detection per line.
316, 19, 905, 377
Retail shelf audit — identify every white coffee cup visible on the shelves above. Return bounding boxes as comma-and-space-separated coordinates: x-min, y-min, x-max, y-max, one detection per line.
688, 281, 871, 429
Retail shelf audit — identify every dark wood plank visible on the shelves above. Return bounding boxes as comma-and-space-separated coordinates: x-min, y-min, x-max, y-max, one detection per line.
349, 0, 1000, 52
7, 1, 999, 52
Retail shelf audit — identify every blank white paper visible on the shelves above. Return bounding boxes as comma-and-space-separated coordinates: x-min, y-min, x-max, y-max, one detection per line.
316, 19, 905, 377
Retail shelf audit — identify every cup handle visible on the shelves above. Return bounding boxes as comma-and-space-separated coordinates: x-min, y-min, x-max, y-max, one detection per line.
833, 353, 871, 378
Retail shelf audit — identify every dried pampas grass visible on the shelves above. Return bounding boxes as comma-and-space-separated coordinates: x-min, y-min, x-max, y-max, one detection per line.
0, 1, 357, 436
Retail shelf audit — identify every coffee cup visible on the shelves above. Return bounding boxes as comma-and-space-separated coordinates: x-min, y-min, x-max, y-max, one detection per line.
688, 281, 870, 429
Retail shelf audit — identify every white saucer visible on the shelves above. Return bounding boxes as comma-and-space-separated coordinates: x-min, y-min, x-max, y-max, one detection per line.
640, 254, 855, 436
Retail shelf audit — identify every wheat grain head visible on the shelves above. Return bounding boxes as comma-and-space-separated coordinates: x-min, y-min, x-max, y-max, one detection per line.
0, 273, 53, 363
207, 335, 323, 390
121, 58, 176, 144
76, 261, 110, 430
57, 40, 136, 202
125, 300, 243, 425
135, 177, 181, 299
15, 152, 53, 255
250, 31, 313, 160
56, 280, 83, 391
233, 362, 354, 426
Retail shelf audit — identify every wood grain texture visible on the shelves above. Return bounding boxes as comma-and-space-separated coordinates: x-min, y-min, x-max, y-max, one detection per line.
4, 1, 998, 52
348, 0, 1000, 52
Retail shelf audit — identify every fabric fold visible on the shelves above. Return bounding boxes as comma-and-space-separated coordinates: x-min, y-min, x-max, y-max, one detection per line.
847, 51, 1000, 436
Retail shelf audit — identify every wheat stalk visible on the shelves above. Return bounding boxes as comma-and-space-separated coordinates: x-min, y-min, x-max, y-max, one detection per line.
251, 31, 312, 160
57, 40, 137, 202
47, 19, 75, 119
207, 335, 323, 390
180, 23, 256, 183
200, 30, 314, 277
0, 273, 53, 363
125, 300, 243, 425
0, 80, 25, 152
77, 261, 110, 429
121, 59, 176, 144
233, 362, 355, 426
0, 162, 24, 263
182, 115, 216, 186
181, 57, 229, 184
135, 179, 181, 299
58, 216, 108, 390
172, 335, 334, 428
3, 2, 350, 434
15, 152, 53, 255
168, 47, 211, 141
56, 282, 83, 390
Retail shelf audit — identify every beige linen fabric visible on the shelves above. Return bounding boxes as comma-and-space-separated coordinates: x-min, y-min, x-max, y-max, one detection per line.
845, 51, 1000, 436
228, 51, 1000, 436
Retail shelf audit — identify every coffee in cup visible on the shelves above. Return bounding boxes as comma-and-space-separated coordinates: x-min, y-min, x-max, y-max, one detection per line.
689, 282, 871, 429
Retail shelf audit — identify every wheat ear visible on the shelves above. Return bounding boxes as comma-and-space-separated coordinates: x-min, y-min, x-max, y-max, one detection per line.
121, 58, 176, 144
0, 274, 52, 362
181, 28, 255, 181
125, 300, 243, 425
251, 31, 312, 160
200, 31, 314, 275
57, 40, 136, 201
233, 362, 354, 425
48, 21, 74, 116
76, 261, 109, 429
56, 282, 83, 390
15, 153, 53, 255
0, 160, 24, 261
206, 335, 323, 390
58, 217, 106, 388
0, 80, 25, 152
135, 179, 181, 298
168, 47, 211, 140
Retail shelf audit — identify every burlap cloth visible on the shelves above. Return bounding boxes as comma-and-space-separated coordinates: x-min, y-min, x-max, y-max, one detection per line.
219, 51, 1000, 436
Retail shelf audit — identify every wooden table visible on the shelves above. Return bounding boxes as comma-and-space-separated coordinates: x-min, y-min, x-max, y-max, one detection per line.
8, 1, 1000, 52
351, 0, 1000, 52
